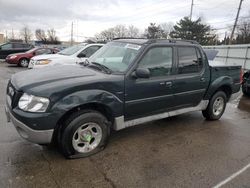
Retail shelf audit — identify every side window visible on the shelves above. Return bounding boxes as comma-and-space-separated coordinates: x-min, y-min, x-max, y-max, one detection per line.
177, 47, 202, 74
80, 46, 102, 58
1, 43, 12, 49
35, 49, 49, 55
138, 47, 173, 77
43, 49, 53, 54
13, 43, 24, 48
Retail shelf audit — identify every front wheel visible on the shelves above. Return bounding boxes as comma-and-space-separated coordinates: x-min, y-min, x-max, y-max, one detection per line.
19, 58, 29, 67
60, 110, 110, 159
202, 91, 227, 120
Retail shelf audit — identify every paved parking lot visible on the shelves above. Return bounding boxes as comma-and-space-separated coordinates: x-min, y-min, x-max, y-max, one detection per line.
0, 62, 250, 188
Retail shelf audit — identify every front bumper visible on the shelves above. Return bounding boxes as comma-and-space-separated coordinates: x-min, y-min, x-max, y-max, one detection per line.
5, 106, 54, 144
5, 58, 18, 64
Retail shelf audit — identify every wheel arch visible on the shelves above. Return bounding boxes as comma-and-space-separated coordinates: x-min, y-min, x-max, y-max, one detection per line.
205, 76, 233, 101
52, 102, 115, 144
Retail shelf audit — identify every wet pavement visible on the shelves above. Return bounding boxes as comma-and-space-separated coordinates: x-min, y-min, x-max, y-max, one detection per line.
0, 62, 250, 188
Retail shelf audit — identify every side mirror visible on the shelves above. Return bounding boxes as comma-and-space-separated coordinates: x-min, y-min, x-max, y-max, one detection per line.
78, 53, 86, 58
132, 68, 150, 79
33, 52, 36, 55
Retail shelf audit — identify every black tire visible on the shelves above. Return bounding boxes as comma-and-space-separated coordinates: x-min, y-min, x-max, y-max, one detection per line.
18, 58, 29, 67
202, 91, 227, 120
59, 110, 110, 159
242, 84, 250, 97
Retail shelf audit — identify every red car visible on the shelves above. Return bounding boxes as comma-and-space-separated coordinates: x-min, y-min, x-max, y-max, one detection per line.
5, 47, 59, 67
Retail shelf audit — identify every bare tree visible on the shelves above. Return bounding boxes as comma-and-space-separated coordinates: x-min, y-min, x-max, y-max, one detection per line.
95, 24, 141, 41
35, 29, 47, 42
113, 25, 128, 38
159, 22, 174, 39
47, 29, 58, 42
20, 26, 32, 43
127, 25, 140, 37
236, 17, 250, 44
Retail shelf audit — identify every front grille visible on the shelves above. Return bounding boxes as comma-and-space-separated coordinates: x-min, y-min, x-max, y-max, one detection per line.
7, 81, 22, 108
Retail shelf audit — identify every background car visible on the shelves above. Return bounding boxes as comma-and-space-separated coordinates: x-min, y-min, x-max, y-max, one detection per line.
28, 43, 103, 69
5, 47, 59, 67
242, 70, 250, 97
0, 42, 33, 59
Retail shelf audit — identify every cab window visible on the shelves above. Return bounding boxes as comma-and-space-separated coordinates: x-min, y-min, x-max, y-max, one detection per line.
177, 47, 203, 74
138, 47, 173, 77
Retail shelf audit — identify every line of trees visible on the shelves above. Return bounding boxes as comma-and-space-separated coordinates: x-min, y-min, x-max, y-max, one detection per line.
6, 27, 61, 44
95, 16, 250, 45
6, 15, 250, 46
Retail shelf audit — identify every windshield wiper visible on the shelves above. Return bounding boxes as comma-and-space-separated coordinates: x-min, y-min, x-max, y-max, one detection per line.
88, 62, 112, 74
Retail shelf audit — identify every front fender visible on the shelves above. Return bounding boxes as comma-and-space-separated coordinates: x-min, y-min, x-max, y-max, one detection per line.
50, 89, 123, 118
204, 76, 233, 100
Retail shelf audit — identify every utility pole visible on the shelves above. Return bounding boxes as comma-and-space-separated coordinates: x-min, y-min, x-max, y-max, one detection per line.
229, 0, 243, 45
11, 28, 14, 39
5, 30, 8, 42
224, 31, 227, 45
71, 22, 73, 46
190, 0, 194, 20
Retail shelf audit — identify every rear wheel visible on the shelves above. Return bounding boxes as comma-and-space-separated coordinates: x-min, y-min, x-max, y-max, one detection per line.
19, 58, 29, 67
202, 91, 227, 120
242, 84, 250, 96
59, 110, 110, 159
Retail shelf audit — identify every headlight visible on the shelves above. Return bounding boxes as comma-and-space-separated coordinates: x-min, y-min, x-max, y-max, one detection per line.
10, 55, 17, 59
36, 59, 51, 65
18, 93, 50, 112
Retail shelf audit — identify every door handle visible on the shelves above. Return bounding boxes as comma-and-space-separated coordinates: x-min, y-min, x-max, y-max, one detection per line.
165, 81, 172, 87
200, 77, 205, 82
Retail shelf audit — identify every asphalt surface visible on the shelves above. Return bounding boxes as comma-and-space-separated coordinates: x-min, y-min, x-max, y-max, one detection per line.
0, 62, 250, 188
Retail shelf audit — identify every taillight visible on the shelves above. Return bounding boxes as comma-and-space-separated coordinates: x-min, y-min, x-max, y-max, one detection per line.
240, 69, 244, 84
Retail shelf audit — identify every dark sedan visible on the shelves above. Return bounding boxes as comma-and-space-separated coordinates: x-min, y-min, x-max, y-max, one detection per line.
0, 42, 33, 59
6, 47, 59, 67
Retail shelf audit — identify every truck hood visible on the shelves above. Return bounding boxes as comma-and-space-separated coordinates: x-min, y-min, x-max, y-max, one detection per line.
11, 65, 98, 91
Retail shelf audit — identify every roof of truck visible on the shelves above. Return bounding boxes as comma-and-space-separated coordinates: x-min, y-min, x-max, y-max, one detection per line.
113, 38, 199, 45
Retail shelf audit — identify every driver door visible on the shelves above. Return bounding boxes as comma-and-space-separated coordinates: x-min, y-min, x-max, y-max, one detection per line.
124, 46, 175, 120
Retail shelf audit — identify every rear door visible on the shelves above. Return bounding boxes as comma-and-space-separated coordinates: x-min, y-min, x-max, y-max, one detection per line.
13, 43, 28, 53
0, 43, 13, 59
172, 46, 210, 108
125, 45, 175, 120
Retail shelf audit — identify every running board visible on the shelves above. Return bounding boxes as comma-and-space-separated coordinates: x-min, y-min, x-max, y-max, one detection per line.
113, 100, 209, 130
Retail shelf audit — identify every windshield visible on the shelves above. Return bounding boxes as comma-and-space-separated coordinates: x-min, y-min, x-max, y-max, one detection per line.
88, 42, 141, 72
25, 48, 38, 53
58, 44, 86, 56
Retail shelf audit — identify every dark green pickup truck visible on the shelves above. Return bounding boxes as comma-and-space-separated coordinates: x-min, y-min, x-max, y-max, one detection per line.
5, 39, 242, 158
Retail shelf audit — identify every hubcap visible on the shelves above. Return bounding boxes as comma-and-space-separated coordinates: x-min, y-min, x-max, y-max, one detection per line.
21, 59, 28, 67
72, 122, 102, 153
213, 96, 224, 116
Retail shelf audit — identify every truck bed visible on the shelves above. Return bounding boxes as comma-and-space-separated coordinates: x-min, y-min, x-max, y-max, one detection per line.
209, 64, 242, 94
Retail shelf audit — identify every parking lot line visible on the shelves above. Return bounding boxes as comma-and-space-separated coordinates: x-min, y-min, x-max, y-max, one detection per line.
212, 163, 250, 188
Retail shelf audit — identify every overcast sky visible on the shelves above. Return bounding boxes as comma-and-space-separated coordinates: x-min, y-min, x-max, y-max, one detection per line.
0, 0, 249, 41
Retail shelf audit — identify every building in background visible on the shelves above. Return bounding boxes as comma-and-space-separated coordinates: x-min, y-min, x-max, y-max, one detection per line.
0, 34, 4, 44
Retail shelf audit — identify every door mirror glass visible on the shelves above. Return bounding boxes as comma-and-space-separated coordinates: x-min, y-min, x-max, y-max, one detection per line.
78, 53, 86, 58
133, 68, 150, 78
